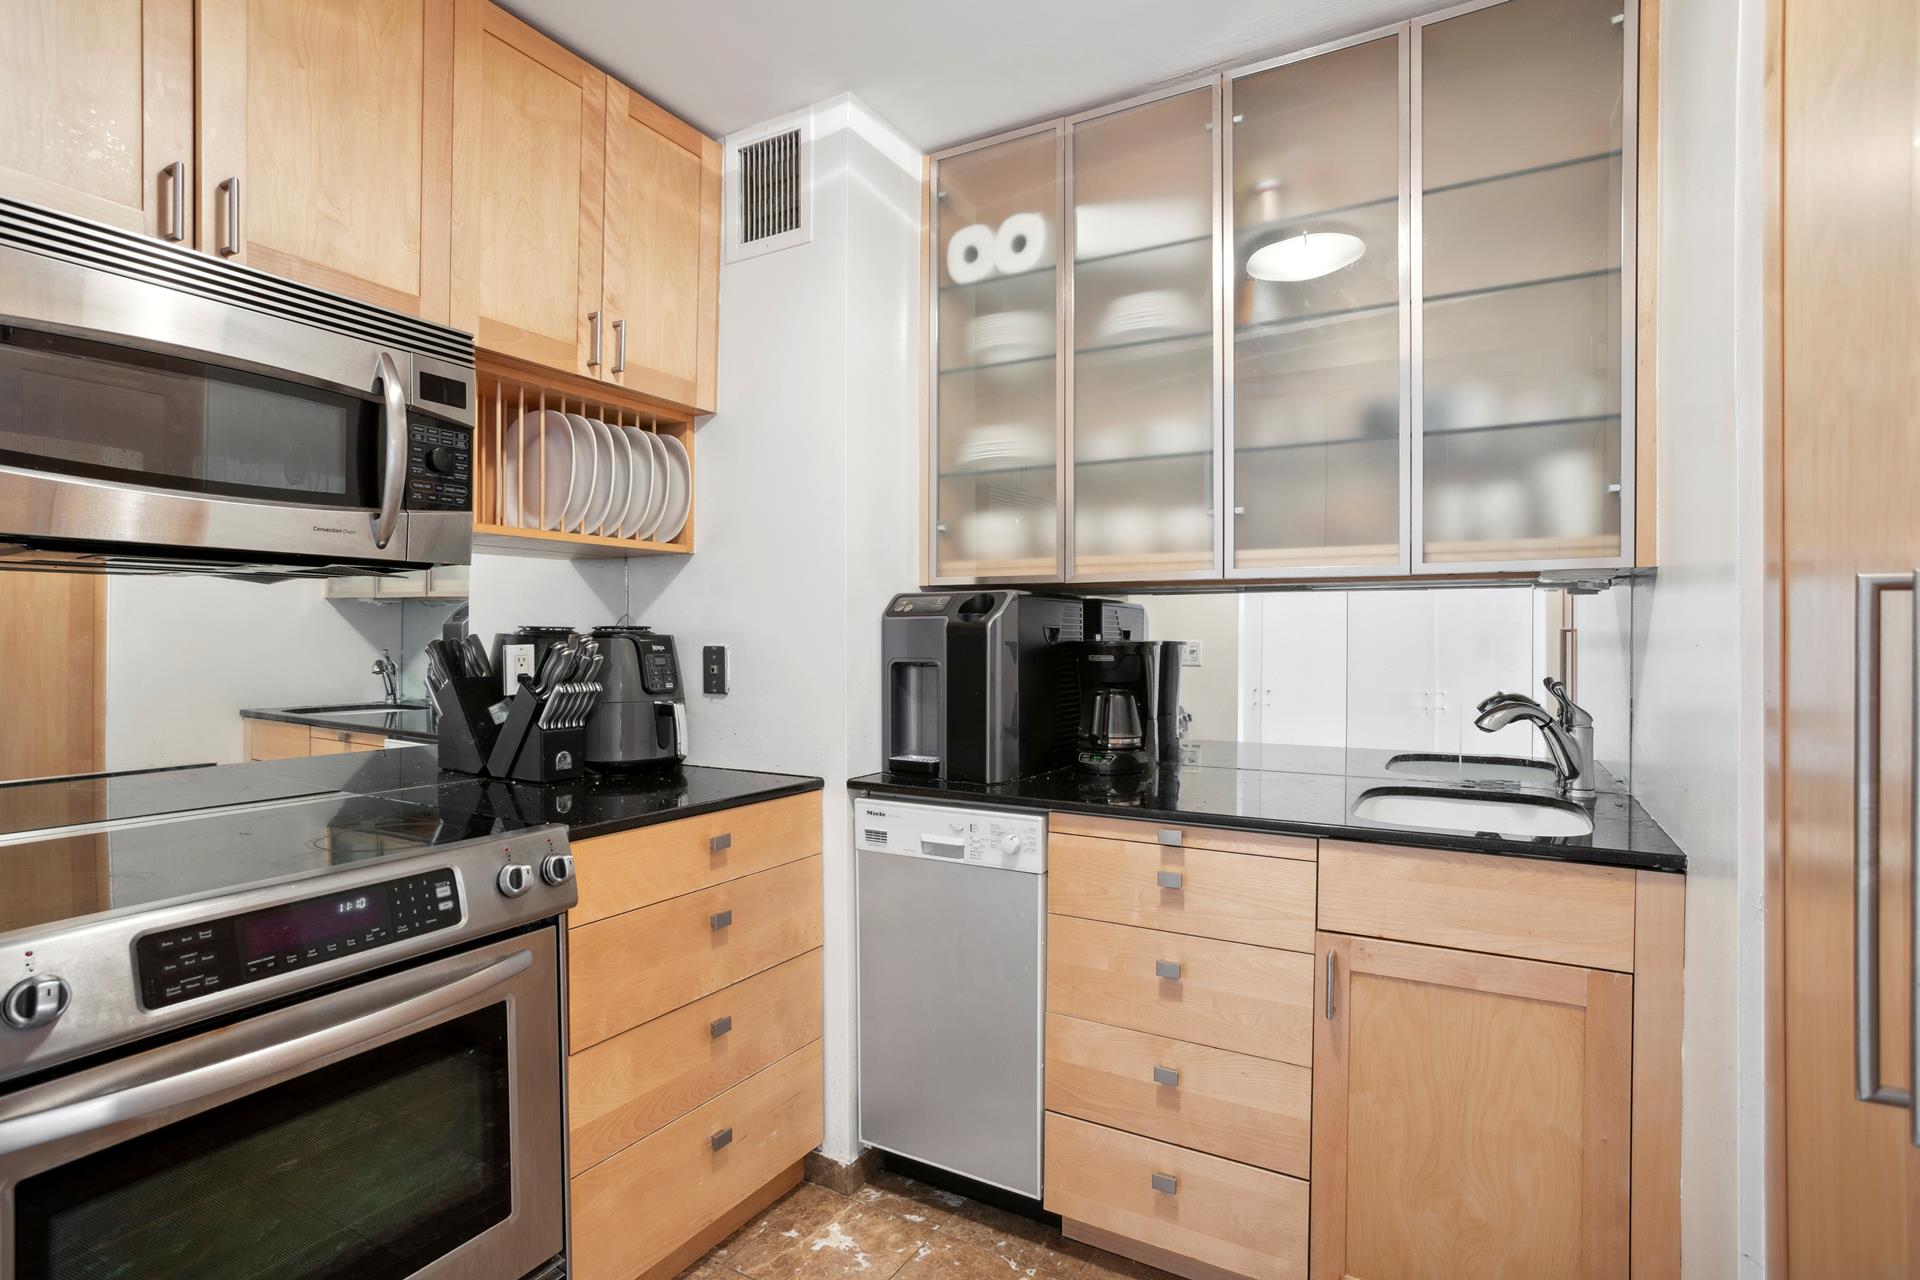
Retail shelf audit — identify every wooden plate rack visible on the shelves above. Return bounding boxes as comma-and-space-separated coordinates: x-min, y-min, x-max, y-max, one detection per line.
472, 356, 696, 558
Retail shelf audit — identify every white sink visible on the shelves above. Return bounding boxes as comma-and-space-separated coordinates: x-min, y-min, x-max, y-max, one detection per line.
1383, 754, 1560, 787
1351, 789, 1594, 838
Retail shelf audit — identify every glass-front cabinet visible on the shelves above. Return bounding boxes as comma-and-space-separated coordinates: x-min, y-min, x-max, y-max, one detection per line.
922, 0, 1638, 585
930, 126, 1063, 582
1068, 84, 1221, 581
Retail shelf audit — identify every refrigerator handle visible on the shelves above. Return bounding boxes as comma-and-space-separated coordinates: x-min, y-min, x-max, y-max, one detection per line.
1854, 572, 1915, 1111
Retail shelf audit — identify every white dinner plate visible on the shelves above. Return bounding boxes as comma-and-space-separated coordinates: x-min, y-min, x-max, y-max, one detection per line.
618, 425, 654, 537
502, 409, 573, 530
563, 413, 606, 534
594, 419, 630, 536
634, 433, 671, 540
654, 433, 691, 542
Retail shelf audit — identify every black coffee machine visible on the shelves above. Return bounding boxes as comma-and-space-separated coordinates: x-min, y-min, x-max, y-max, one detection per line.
1072, 618, 1186, 777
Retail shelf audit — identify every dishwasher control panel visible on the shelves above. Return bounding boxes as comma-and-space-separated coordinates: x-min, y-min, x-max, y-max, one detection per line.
853, 799, 1046, 874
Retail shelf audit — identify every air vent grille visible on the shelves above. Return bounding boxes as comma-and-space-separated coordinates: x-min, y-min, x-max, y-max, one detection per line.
740, 129, 802, 245
864, 829, 888, 847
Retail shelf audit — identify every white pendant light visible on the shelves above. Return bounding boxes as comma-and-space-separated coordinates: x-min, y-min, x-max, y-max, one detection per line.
1245, 230, 1367, 282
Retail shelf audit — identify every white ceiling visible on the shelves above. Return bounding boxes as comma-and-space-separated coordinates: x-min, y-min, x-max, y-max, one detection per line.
504, 0, 1435, 151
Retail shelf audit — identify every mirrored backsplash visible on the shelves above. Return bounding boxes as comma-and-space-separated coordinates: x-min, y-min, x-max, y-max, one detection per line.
1130, 582, 1632, 790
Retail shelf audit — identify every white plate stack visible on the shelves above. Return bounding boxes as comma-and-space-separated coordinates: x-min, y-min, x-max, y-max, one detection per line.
504, 407, 692, 543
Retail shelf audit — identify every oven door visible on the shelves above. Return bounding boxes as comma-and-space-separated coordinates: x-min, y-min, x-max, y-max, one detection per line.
0, 928, 564, 1280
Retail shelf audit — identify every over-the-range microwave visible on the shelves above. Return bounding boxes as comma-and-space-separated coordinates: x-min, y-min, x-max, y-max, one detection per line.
0, 197, 474, 577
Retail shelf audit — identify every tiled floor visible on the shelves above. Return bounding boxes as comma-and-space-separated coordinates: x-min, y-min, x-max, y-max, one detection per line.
676, 1171, 1178, 1280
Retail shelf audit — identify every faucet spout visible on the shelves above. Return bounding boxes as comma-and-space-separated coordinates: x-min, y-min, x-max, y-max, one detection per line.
1473, 689, 1594, 798
373, 650, 400, 706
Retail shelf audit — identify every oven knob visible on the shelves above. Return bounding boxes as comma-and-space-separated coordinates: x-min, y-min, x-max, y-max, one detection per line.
1001, 834, 1023, 857
426, 445, 460, 474
3, 975, 70, 1031
541, 854, 575, 886
497, 864, 534, 898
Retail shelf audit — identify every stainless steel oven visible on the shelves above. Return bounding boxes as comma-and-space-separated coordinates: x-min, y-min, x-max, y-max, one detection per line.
0, 197, 474, 576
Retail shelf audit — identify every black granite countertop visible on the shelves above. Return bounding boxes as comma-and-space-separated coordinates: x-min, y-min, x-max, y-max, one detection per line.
0, 745, 822, 845
849, 740, 1684, 873
241, 703, 439, 743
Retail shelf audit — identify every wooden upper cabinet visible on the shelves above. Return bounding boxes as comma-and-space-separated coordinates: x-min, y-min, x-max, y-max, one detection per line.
195, 0, 454, 318
450, 0, 604, 374
603, 81, 721, 412
0, 0, 194, 238
1311, 932, 1632, 1280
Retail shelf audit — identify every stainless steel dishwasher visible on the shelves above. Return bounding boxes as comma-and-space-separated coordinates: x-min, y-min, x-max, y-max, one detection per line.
854, 797, 1047, 1198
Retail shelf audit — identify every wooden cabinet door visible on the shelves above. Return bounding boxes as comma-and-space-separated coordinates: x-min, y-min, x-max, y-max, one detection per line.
450, 0, 603, 374
1311, 932, 1631, 1280
602, 78, 720, 412
0, 0, 193, 238
195, 0, 453, 318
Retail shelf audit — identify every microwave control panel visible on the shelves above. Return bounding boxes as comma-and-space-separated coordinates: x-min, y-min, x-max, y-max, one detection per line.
133, 869, 462, 1010
405, 415, 472, 512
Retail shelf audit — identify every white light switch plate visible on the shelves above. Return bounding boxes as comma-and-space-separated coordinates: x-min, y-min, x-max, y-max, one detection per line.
1181, 640, 1203, 667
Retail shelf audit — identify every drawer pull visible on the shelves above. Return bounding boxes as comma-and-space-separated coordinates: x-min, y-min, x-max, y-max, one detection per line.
1156, 869, 1183, 891
1151, 1172, 1178, 1196
1152, 1065, 1181, 1088
711, 910, 733, 931
1156, 829, 1184, 847
711, 832, 733, 854
711, 1015, 733, 1038
1155, 960, 1182, 982
711, 1127, 733, 1152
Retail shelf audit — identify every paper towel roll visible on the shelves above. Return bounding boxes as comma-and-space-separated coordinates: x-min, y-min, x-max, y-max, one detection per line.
994, 212, 1051, 275
946, 224, 996, 284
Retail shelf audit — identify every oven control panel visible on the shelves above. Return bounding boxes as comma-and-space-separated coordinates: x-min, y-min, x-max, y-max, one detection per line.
134, 869, 462, 1010
405, 415, 472, 512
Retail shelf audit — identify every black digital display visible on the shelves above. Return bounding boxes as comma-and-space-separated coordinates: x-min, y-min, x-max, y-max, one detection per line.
240, 891, 389, 962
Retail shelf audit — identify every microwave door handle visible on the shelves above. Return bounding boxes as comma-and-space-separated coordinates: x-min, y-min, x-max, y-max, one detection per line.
371, 351, 407, 550
0, 948, 531, 1159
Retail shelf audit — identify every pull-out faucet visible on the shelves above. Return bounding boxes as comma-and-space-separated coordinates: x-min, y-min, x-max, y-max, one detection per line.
373, 650, 400, 706
1474, 677, 1595, 798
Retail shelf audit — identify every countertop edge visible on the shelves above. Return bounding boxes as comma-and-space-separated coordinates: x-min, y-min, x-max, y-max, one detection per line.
242, 708, 438, 743
562, 773, 825, 841
846, 774, 1685, 875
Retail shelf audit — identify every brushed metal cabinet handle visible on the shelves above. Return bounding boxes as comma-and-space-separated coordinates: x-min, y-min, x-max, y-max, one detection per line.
1855, 572, 1915, 1109
162, 160, 186, 242
711, 1015, 733, 1038
1325, 949, 1337, 1020
710, 833, 733, 854
611, 317, 627, 374
1157, 870, 1183, 890
710, 910, 733, 931
587, 310, 603, 368
1156, 829, 1183, 847
1151, 1173, 1177, 1195
711, 1127, 733, 1151
1152, 1065, 1180, 1088
1155, 960, 1181, 982
217, 176, 241, 256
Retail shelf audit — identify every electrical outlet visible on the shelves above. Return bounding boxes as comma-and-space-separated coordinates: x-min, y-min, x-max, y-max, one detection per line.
702, 645, 729, 695
1181, 640, 1203, 667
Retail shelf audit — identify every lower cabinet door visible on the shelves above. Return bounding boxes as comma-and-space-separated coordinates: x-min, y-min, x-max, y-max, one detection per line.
571, 1039, 824, 1280
1045, 1112, 1308, 1280
1311, 933, 1632, 1280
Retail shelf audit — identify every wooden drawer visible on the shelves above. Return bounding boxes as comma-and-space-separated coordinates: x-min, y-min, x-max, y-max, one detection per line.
307, 727, 386, 755
1048, 916, 1313, 1065
570, 856, 822, 1050
1318, 841, 1637, 972
1045, 1113, 1308, 1280
244, 718, 311, 761
1049, 813, 1315, 861
570, 792, 821, 927
1045, 1013, 1309, 1177
1050, 833, 1315, 951
569, 950, 822, 1176
572, 1040, 824, 1280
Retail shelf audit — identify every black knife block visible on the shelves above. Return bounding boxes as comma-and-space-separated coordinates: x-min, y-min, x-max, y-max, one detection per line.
435, 673, 511, 775
484, 687, 585, 783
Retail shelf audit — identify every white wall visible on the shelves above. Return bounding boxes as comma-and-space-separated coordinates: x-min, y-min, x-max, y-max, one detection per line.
627, 95, 923, 1163
466, 551, 627, 645
1127, 594, 1241, 740
1628, 0, 1770, 1270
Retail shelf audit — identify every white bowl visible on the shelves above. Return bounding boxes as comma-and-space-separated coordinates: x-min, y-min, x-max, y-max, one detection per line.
595, 420, 630, 536
567, 415, 613, 534
618, 425, 655, 537
653, 434, 692, 542
503, 409, 573, 530
634, 433, 671, 540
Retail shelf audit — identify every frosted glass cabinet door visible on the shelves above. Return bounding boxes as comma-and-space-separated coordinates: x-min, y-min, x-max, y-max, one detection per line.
1229, 34, 1405, 576
932, 127, 1061, 581
1069, 86, 1219, 580
1416, 0, 1628, 568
